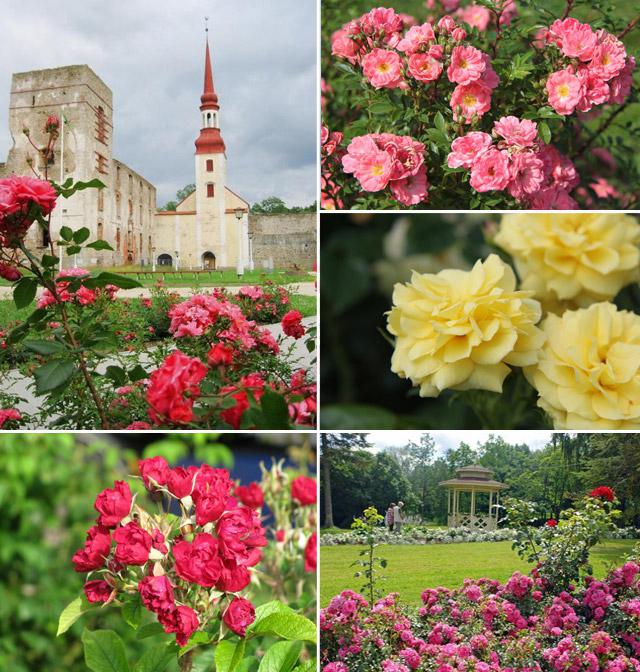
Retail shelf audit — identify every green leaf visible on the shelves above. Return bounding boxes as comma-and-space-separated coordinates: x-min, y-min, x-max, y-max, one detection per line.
73, 227, 91, 244
538, 121, 551, 145
369, 101, 394, 115
247, 602, 316, 643
33, 360, 76, 394
192, 650, 215, 672
105, 365, 127, 387
434, 111, 446, 133
57, 595, 94, 636
136, 622, 165, 640
424, 128, 449, 147
13, 277, 37, 308
24, 339, 66, 356
178, 631, 211, 656
83, 272, 142, 290
66, 245, 82, 255
60, 226, 74, 241
258, 391, 291, 429
257, 641, 302, 672
292, 662, 316, 672
122, 596, 143, 630
133, 644, 173, 672
129, 364, 148, 382
86, 239, 115, 251
82, 629, 130, 672
215, 639, 247, 672
42, 254, 60, 267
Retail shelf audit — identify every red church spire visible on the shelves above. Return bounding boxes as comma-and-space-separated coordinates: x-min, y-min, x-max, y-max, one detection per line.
195, 28, 225, 155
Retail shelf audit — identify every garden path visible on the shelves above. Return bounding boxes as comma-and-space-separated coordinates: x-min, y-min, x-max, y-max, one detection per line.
4, 317, 316, 427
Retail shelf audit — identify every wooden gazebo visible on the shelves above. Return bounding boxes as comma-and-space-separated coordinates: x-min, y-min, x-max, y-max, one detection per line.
439, 465, 507, 531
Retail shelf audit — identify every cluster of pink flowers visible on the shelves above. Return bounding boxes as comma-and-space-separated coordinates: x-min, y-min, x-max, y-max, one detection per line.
322, 560, 640, 671
0, 175, 57, 247
234, 281, 292, 323
321, 124, 346, 209
0, 408, 21, 429
73, 460, 268, 645
541, 19, 635, 115
37, 268, 119, 309
447, 116, 579, 207
341, 133, 429, 205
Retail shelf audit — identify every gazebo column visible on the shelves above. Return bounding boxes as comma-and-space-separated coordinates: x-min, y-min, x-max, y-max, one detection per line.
471, 489, 476, 527
489, 490, 494, 530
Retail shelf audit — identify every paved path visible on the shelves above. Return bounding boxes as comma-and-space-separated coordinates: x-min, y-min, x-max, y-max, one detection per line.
0, 281, 317, 300
4, 317, 316, 428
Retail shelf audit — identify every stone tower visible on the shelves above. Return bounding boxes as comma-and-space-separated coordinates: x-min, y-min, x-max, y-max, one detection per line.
193, 36, 229, 267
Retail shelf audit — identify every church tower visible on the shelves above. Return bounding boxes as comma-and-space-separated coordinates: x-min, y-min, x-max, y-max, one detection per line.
194, 32, 228, 267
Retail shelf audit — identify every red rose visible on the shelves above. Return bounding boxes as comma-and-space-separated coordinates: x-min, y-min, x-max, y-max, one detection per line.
158, 605, 199, 647
223, 597, 256, 637
151, 529, 168, 555
590, 486, 615, 502
113, 521, 152, 566
94, 480, 133, 527
167, 465, 198, 499
220, 390, 250, 429
139, 456, 170, 490
138, 575, 174, 613
281, 310, 305, 339
217, 558, 251, 593
173, 533, 223, 587
235, 482, 264, 508
146, 350, 208, 425
216, 507, 267, 567
546, 519, 558, 527
84, 579, 113, 603
208, 343, 234, 367
72, 525, 111, 572
291, 475, 317, 506
304, 532, 317, 573
45, 114, 60, 132
193, 466, 234, 526
275, 529, 286, 542
0, 263, 21, 282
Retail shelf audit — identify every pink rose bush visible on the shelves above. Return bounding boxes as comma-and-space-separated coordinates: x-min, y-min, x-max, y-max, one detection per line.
322, 2, 640, 209
63, 457, 317, 668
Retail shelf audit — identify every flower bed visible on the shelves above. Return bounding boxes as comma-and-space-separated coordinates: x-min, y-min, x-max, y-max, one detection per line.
321, 526, 640, 546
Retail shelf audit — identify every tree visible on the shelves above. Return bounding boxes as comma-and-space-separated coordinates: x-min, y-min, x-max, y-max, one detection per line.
320, 433, 370, 528
158, 183, 196, 211
250, 196, 317, 214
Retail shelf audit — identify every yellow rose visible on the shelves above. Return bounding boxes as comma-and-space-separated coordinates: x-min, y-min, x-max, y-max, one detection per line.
494, 213, 640, 311
387, 254, 545, 397
526, 302, 640, 429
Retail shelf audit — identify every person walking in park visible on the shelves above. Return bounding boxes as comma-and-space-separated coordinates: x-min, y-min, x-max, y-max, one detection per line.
393, 501, 404, 533
385, 503, 395, 532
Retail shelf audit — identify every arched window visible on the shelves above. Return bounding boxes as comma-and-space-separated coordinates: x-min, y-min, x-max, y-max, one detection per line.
158, 254, 173, 267
202, 251, 216, 270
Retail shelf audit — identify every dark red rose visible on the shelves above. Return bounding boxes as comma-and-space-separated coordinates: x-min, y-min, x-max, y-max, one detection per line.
0, 263, 21, 282
208, 343, 234, 367
138, 575, 174, 613
172, 533, 223, 587
216, 558, 251, 593
546, 519, 558, 527
72, 525, 111, 572
167, 465, 198, 499
275, 529, 286, 542
139, 456, 170, 490
223, 596, 256, 637
151, 529, 168, 555
590, 486, 615, 502
216, 506, 267, 567
84, 579, 113, 603
235, 482, 264, 508
94, 480, 132, 527
291, 475, 317, 506
45, 115, 60, 132
304, 532, 317, 573
158, 605, 199, 647
113, 521, 152, 566
281, 310, 305, 339
193, 466, 234, 526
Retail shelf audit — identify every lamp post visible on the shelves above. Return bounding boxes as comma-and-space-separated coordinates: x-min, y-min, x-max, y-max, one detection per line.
248, 232, 254, 272
152, 246, 156, 272
233, 207, 245, 278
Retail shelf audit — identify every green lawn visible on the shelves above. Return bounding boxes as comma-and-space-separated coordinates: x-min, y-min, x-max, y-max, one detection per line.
320, 540, 638, 606
288, 294, 317, 319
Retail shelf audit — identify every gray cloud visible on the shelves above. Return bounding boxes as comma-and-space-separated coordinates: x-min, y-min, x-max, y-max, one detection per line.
0, 0, 317, 207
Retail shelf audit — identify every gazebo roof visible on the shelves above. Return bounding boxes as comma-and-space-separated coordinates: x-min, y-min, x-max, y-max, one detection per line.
439, 464, 508, 490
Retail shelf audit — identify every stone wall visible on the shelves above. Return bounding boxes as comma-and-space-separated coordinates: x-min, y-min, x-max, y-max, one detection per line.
248, 213, 317, 270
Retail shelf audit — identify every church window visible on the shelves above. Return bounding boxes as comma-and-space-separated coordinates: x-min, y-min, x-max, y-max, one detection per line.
207, 183, 214, 198
128, 174, 133, 191
116, 165, 121, 187
95, 106, 108, 145
206, 159, 213, 172
206, 112, 212, 126
95, 152, 108, 174
97, 221, 104, 240
128, 199, 133, 217
116, 228, 121, 248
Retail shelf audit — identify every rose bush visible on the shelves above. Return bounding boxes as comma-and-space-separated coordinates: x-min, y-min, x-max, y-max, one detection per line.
59, 456, 317, 672
321, 0, 640, 209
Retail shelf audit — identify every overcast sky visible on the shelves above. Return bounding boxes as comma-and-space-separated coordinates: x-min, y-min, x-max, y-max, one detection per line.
363, 431, 553, 455
0, 0, 317, 207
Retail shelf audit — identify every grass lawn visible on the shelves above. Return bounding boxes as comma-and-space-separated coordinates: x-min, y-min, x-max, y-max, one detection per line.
287, 294, 317, 318
320, 540, 638, 606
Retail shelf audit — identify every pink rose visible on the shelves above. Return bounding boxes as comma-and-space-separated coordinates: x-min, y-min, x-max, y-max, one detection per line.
450, 82, 492, 123
0, 408, 21, 428
138, 575, 174, 613
507, 153, 545, 200
447, 132, 492, 169
407, 53, 443, 82
456, 5, 491, 31
437, 15, 456, 34
362, 49, 404, 90
469, 148, 510, 192
94, 480, 133, 528
447, 46, 486, 85
291, 475, 317, 506
138, 456, 170, 490
560, 23, 597, 61
396, 23, 435, 54
113, 521, 152, 566
546, 69, 583, 115
342, 136, 394, 192
493, 116, 538, 147
84, 580, 112, 604
0, 263, 21, 282
223, 597, 256, 637
173, 533, 223, 587
390, 169, 429, 206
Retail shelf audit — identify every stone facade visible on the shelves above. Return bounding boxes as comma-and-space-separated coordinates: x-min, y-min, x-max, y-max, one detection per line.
0, 51, 316, 271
